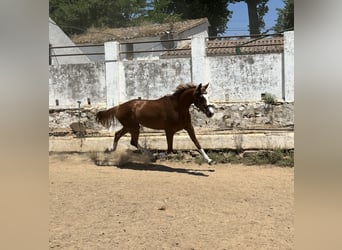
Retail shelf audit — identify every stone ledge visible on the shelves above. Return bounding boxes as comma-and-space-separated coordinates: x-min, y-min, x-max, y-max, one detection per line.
49, 131, 294, 152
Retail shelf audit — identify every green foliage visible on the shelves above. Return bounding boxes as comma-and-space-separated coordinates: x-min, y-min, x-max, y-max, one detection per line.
141, 0, 183, 24
255, 0, 269, 32
144, 0, 233, 36
176, 0, 232, 36
49, 0, 147, 35
208, 151, 242, 164
160, 149, 294, 167
244, 149, 294, 167
49, 0, 276, 37
273, 0, 294, 33
262, 92, 276, 105
50, 0, 233, 37
49, 0, 90, 34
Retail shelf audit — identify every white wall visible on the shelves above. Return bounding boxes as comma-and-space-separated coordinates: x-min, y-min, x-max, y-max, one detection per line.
49, 31, 294, 108
208, 54, 282, 101
49, 63, 106, 108
284, 31, 294, 102
123, 58, 192, 100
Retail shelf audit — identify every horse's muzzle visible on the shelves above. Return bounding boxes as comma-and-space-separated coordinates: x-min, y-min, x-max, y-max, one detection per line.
204, 105, 215, 118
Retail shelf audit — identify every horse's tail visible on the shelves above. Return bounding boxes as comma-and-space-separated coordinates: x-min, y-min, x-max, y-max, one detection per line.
96, 106, 118, 128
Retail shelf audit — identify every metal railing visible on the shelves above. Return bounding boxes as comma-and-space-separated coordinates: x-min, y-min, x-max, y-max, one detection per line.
49, 44, 105, 64
208, 33, 284, 55
49, 33, 285, 63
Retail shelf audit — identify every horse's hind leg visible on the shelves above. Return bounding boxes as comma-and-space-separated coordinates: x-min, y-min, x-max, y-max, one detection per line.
105, 127, 128, 152
129, 127, 153, 158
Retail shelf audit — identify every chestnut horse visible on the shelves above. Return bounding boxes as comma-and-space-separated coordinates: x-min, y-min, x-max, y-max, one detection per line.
96, 83, 214, 164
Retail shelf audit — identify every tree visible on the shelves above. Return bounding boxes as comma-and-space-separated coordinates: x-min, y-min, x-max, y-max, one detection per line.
173, 0, 233, 36
230, 0, 269, 36
142, 0, 233, 36
49, 0, 92, 35
49, 0, 147, 35
50, 0, 235, 37
273, 0, 294, 33
142, 0, 183, 24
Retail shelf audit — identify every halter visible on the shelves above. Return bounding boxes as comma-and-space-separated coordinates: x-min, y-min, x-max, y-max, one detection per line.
193, 93, 215, 118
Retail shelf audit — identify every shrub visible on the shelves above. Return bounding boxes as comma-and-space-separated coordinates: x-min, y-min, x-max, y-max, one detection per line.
261, 92, 277, 105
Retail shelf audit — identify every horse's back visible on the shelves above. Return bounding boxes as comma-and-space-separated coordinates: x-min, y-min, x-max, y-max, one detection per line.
115, 96, 186, 130
133, 97, 179, 129
113, 99, 162, 127
115, 99, 139, 120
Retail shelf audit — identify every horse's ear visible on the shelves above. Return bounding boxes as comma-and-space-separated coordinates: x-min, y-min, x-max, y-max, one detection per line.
202, 83, 209, 93
200, 83, 209, 94
195, 83, 202, 95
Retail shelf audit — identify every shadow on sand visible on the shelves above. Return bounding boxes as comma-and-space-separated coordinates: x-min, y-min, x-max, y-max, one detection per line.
91, 150, 215, 177
95, 160, 214, 177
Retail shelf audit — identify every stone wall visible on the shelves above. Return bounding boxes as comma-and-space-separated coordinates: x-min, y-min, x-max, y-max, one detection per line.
192, 102, 294, 129
49, 102, 294, 137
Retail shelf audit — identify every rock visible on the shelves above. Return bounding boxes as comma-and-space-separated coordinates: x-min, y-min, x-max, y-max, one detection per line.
70, 122, 86, 135
242, 150, 259, 158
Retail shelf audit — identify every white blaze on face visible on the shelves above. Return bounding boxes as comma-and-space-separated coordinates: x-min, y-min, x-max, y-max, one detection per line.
203, 94, 210, 105
203, 94, 215, 115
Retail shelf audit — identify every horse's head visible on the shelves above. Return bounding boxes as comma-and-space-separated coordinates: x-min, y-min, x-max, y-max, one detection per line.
193, 83, 215, 118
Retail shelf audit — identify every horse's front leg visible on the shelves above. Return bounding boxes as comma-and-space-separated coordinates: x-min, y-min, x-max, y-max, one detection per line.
185, 125, 213, 164
166, 131, 175, 154
153, 131, 175, 160
155, 131, 175, 159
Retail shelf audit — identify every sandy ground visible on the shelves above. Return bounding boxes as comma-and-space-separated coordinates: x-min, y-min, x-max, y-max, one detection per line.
49, 152, 294, 250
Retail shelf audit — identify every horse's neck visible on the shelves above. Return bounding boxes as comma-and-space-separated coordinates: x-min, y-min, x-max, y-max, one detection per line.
179, 88, 195, 110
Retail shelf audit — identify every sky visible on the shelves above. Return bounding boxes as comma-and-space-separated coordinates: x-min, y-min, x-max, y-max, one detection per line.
223, 0, 285, 36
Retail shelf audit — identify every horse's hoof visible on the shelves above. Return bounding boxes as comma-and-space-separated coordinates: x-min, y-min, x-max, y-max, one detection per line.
158, 152, 167, 159
208, 160, 216, 165
104, 148, 112, 153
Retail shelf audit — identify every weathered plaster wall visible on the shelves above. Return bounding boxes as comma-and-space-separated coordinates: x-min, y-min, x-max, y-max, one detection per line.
48, 53, 287, 107
123, 58, 192, 99
49, 32, 294, 109
284, 31, 294, 101
49, 63, 106, 108
207, 54, 282, 101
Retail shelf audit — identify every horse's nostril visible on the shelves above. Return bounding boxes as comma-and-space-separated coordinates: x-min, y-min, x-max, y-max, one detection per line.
208, 105, 215, 114
207, 112, 214, 118
205, 107, 214, 118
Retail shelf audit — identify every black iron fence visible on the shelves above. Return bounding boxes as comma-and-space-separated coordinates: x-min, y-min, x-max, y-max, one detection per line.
49, 33, 285, 64
49, 44, 105, 65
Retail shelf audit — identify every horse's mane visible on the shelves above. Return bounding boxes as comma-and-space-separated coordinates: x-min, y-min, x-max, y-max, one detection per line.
172, 83, 196, 96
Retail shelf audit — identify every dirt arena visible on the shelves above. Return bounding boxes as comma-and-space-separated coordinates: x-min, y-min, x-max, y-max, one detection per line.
49, 151, 294, 249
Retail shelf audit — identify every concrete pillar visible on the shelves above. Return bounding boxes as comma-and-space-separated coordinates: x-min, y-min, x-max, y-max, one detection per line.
284, 31, 294, 102
191, 36, 207, 84
104, 41, 126, 108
